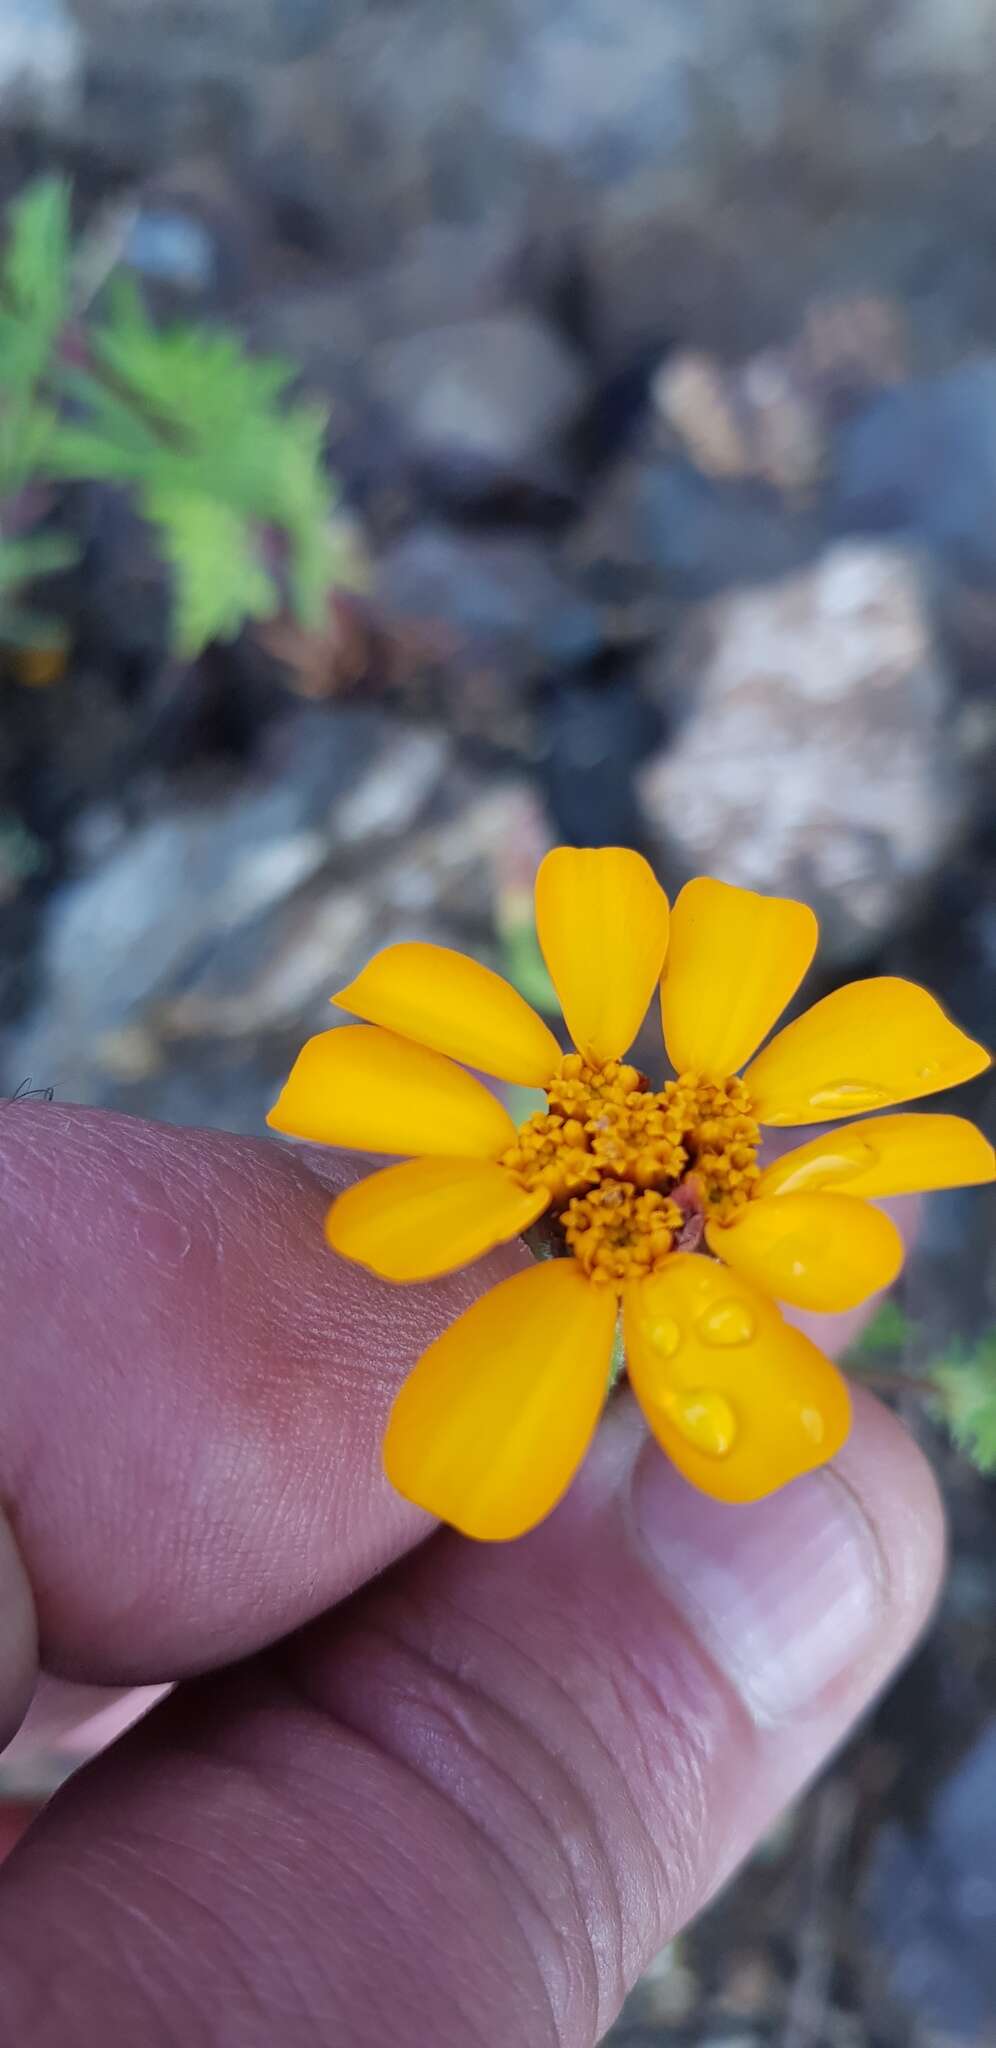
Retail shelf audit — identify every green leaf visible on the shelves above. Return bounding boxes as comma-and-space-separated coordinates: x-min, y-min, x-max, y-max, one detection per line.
932, 1332, 996, 1475
848, 1296, 911, 1362
498, 891, 559, 1013
0, 180, 350, 658
142, 487, 279, 657
47, 282, 342, 654
0, 533, 78, 590
0, 177, 71, 399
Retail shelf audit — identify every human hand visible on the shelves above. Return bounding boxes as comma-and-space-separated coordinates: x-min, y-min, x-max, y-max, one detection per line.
0, 1104, 943, 2046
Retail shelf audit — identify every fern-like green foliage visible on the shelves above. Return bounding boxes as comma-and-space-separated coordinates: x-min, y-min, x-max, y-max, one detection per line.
50, 279, 340, 656
0, 178, 76, 653
0, 175, 348, 663
848, 1296, 911, 1360
932, 1332, 996, 1476
0, 176, 69, 426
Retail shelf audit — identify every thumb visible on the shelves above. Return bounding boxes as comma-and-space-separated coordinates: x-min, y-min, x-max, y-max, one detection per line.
0, 1388, 943, 2046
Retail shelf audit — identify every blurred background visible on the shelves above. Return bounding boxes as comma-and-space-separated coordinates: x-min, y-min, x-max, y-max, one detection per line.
1, 2, 995, 2041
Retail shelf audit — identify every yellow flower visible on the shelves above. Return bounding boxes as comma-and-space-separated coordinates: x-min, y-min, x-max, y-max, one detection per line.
268, 849, 994, 1541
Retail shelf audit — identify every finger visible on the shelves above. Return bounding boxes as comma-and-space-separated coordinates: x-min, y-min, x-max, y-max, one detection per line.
0, 1389, 942, 2046
0, 1102, 525, 1690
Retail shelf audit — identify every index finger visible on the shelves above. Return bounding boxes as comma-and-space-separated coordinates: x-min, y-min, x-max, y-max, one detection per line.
0, 1102, 516, 1686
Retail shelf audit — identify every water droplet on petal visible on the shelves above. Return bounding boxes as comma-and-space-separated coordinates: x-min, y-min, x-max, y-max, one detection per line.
917, 1062, 937, 1083
669, 1388, 738, 1458
779, 1133, 879, 1192
798, 1405, 826, 1445
697, 1298, 756, 1347
809, 1081, 890, 1113
646, 1315, 682, 1357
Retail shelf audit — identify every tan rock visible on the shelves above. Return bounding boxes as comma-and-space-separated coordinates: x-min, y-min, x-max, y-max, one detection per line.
639, 544, 963, 962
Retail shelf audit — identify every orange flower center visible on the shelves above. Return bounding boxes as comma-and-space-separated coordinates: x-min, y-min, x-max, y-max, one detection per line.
500, 1054, 761, 1284
562, 1183, 683, 1283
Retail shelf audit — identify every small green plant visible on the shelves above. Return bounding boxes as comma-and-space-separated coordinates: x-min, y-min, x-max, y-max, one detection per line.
0, 178, 77, 661
848, 1295, 911, 1360
932, 1331, 996, 1475
848, 1298, 996, 1478
0, 174, 351, 668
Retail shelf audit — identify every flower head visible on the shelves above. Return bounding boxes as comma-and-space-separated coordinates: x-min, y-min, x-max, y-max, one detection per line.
268, 850, 994, 1540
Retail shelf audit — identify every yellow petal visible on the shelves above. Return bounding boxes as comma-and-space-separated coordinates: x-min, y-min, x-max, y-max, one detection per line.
624, 1254, 850, 1504
535, 845, 670, 1065
661, 876, 818, 1078
384, 1260, 617, 1539
326, 1157, 549, 1282
332, 942, 561, 1088
745, 977, 991, 1125
267, 1025, 515, 1158
706, 1192, 903, 1312
758, 1112, 996, 1199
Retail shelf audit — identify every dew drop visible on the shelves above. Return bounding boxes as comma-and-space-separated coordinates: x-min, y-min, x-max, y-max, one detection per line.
798, 1405, 826, 1445
669, 1388, 738, 1458
646, 1315, 682, 1357
697, 1298, 756, 1347
808, 1080, 890, 1113
777, 1133, 879, 1193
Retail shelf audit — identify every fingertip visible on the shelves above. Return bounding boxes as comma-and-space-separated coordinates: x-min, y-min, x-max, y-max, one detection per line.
830, 1381, 946, 1651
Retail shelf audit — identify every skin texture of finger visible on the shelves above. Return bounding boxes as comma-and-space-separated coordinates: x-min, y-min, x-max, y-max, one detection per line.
0, 1102, 522, 1684
0, 1391, 943, 2048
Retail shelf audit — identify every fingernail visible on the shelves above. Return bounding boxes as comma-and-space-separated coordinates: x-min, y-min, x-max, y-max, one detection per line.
631, 1447, 884, 1725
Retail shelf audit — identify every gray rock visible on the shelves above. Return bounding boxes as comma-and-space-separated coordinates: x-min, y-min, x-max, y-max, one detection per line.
3, 706, 450, 1115
367, 310, 588, 505
834, 359, 996, 576
570, 456, 820, 607
69, 0, 326, 62
379, 520, 598, 688
582, 173, 766, 369
49, 0, 996, 355
864, 1723, 996, 2042
123, 206, 219, 296
2, 704, 539, 1133
637, 544, 964, 962
0, 0, 81, 126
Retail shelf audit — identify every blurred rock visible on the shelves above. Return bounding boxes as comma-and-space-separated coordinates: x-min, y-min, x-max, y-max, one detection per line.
368, 311, 589, 507
652, 298, 908, 504
69, 0, 326, 62
535, 671, 662, 848
255, 220, 529, 381
583, 177, 764, 369
638, 544, 963, 962
4, 707, 447, 1109
377, 522, 602, 746
570, 456, 820, 607
652, 352, 755, 482
833, 359, 996, 576
122, 205, 220, 297
653, 348, 824, 497
865, 1723, 996, 2042
2, 706, 539, 1132
46, 0, 996, 381
796, 294, 908, 409
157, 780, 529, 1045
0, 0, 81, 127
